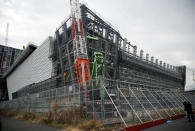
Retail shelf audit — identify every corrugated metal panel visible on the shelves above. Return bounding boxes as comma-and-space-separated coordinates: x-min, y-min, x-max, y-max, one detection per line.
7, 37, 53, 99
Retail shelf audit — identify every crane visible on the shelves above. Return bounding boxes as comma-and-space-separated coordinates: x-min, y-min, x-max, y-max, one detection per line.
1, 23, 9, 74
70, 0, 91, 101
91, 52, 106, 98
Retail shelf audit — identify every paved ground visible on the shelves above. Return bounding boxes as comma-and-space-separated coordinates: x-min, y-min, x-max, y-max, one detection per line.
144, 117, 195, 131
1, 117, 195, 131
0, 117, 62, 131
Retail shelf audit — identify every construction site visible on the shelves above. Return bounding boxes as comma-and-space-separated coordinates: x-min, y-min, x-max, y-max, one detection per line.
0, 0, 195, 130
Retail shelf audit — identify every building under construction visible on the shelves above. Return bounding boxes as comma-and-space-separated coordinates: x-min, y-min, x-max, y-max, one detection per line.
0, 44, 23, 100
1, 3, 194, 127
0, 44, 23, 75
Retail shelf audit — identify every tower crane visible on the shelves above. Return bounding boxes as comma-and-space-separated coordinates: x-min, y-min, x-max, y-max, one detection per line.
69, 0, 91, 101
1, 23, 9, 74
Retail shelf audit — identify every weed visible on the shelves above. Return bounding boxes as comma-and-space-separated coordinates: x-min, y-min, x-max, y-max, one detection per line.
78, 120, 111, 131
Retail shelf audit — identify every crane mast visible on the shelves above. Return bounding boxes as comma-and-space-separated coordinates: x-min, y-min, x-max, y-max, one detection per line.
1, 23, 9, 74
70, 0, 91, 88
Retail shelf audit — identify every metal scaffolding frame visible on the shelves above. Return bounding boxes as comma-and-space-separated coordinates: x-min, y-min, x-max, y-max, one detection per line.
1, 4, 194, 128
1, 80, 194, 127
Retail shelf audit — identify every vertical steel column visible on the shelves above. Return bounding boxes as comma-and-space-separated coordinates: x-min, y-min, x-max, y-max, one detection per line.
113, 35, 119, 80
56, 30, 65, 83
66, 42, 74, 83
103, 85, 127, 127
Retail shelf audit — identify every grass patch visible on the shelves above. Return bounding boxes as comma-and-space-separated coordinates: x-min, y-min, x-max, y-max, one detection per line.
0, 104, 116, 131
78, 120, 112, 131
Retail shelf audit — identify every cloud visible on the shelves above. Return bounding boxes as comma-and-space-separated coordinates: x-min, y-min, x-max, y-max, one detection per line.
3, 0, 15, 6
0, 0, 194, 89
82, 0, 195, 66
0, 0, 69, 49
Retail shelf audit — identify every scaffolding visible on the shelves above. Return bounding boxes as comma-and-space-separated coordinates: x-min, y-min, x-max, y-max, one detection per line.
1, 79, 194, 126
0, 4, 194, 128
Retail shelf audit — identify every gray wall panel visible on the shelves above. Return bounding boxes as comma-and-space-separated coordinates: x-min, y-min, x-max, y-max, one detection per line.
7, 37, 53, 99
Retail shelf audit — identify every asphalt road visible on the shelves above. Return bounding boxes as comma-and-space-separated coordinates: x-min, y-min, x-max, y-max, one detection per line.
143, 117, 195, 131
0, 117, 62, 131
1, 116, 195, 131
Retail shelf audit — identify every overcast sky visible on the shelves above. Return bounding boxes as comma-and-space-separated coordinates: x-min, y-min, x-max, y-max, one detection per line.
0, 0, 195, 90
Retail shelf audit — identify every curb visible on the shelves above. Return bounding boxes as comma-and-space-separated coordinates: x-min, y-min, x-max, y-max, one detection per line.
169, 114, 185, 121
124, 119, 167, 131
124, 114, 186, 131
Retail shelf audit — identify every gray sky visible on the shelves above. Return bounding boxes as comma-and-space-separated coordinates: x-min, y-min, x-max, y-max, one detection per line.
0, 0, 195, 90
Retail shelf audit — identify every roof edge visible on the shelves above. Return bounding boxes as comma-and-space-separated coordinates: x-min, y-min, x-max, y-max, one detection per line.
3, 44, 37, 78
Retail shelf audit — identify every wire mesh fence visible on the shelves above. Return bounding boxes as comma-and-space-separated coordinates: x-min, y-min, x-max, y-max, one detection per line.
1, 79, 194, 127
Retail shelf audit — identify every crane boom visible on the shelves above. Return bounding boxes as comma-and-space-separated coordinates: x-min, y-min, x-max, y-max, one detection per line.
70, 0, 88, 60
70, 0, 91, 89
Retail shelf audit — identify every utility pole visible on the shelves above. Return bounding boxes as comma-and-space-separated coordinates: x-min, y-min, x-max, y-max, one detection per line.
5, 23, 9, 46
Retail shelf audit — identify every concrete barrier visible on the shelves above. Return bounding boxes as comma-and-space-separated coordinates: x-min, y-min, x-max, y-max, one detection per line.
124, 119, 167, 131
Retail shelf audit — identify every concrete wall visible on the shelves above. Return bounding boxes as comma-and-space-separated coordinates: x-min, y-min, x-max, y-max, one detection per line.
7, 37, 53, 99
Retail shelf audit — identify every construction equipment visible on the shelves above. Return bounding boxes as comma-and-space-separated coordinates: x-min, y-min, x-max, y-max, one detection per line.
70, 0, 91, 87
193, 71, 195, 82
91, 52, 105, 86
70, 0, 91, 103
87, 35, 99, 40
1, 23, 9, 74
91, 52, 105, 97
